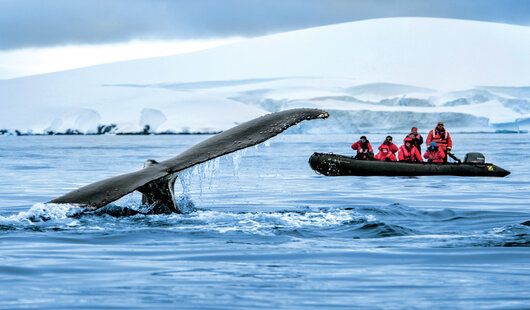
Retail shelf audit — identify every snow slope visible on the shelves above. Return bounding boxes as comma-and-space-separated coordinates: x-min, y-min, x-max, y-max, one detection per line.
1, 17, 530, 134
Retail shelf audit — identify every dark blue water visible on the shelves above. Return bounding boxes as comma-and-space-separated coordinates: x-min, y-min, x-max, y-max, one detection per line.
0, 133, 529, 309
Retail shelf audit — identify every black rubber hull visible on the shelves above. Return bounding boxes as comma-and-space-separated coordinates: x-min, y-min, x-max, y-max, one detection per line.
309, 153, 510, 177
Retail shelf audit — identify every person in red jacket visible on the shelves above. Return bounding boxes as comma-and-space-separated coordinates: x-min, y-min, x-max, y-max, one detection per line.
378, 135, 399, 155
351, 135, 374, 160
398, 137, 422, 162
405, 127, 424, 153
375, 145, 397, 162
423, 142, 446, 163
426, 122, 453, 162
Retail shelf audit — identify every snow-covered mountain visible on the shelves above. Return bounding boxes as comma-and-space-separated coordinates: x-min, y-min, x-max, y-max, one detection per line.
1, 17, 530, 134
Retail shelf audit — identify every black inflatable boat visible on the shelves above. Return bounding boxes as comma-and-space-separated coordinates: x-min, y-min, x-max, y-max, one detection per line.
309, 152, 510, 177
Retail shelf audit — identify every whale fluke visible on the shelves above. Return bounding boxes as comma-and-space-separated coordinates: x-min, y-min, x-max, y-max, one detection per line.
50, 108, 329, 211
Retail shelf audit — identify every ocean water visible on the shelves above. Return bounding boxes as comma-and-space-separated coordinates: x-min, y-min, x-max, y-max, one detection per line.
0, 133, 529, 309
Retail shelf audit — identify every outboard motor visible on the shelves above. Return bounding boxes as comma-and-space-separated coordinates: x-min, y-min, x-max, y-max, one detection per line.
464, 152, 486, 164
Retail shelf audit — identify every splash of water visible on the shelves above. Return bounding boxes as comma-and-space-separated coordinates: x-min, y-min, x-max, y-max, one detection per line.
196, 157, 220, 195
230, 148, 249, 177
171, 147, 254, 209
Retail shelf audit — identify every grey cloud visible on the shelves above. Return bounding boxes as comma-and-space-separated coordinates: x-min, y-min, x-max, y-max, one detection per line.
0, 0, 528, 50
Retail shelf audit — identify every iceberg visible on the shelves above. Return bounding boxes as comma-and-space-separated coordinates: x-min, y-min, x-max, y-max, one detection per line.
1, 17, 529, 134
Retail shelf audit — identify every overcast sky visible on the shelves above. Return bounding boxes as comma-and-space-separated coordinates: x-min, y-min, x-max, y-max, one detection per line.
0, 0, 528, 79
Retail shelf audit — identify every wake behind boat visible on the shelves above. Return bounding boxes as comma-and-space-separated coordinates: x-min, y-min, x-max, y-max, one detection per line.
309, 152, 510, 177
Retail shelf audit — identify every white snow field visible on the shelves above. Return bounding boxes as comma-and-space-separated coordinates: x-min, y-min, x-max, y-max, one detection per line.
1, 17, 529, 134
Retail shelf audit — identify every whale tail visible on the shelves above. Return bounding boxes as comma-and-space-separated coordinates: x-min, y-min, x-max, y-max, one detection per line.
50, 108, 329, 212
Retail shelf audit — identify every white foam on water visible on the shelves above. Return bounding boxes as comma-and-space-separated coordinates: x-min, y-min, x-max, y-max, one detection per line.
0, 203, 84, 228
170, 208, 370, 236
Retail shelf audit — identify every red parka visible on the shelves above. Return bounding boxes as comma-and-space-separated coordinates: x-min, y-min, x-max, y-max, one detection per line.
423, 148, 446, 163
426, 129, 452, 151
351, 140, 373, 153
398, 145, 422, 162
378, 142, 398, 154
405, 132, 424, 153
375, 146, 397, 161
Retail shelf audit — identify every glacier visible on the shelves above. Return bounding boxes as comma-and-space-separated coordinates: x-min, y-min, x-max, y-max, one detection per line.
1, 17, 530, 134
